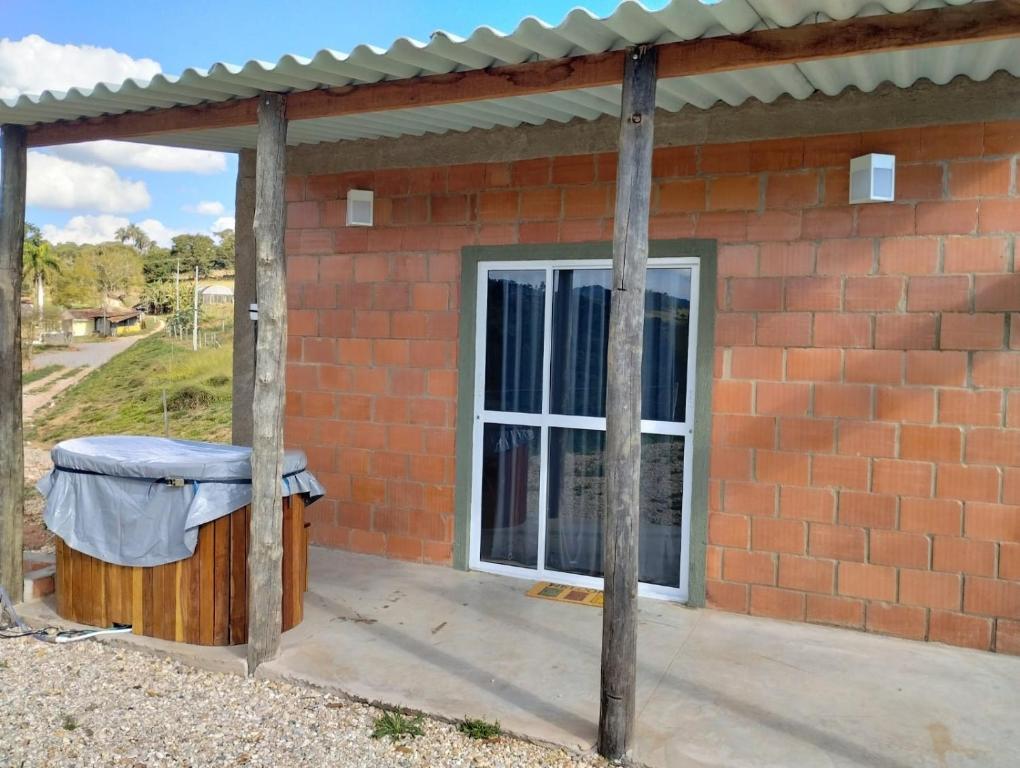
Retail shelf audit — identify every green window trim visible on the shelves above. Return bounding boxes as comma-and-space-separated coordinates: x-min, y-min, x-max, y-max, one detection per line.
453, 240, 717, 607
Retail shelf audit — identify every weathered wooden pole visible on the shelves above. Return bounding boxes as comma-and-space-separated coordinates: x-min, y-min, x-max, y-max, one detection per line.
599, 45, 657, 761
0, 125, 27, 604
247, 93, 288, 674
231, 149, 256, 446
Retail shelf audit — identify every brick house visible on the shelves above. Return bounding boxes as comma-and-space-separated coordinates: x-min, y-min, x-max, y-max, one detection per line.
2, 1, 1019, 656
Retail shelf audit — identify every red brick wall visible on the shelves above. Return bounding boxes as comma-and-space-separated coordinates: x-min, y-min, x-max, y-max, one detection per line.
284, 119, 1020, 654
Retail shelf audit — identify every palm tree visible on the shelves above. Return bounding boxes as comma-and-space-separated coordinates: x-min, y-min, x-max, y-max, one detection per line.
23, 232, 62, 319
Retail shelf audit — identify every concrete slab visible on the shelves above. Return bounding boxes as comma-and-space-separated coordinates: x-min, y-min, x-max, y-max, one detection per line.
18, 546, 1020, 767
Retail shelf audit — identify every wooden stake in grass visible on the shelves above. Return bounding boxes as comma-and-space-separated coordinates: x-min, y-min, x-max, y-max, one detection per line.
598, 45, 657, 762
246, 92, 288, 675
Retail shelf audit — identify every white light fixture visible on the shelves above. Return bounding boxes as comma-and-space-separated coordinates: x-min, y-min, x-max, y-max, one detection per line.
849, 153, 896, 204
346, 189, 374, 227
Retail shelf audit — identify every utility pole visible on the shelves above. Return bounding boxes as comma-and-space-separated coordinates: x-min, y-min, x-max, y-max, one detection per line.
192, 265, 199, 351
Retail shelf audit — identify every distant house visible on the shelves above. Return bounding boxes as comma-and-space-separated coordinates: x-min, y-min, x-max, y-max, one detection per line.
200, 285, 234, 305
61, 308, 144, 338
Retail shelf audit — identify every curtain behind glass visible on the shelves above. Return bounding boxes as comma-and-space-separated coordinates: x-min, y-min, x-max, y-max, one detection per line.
485, 271, 545, 414
643, 269, 692, 422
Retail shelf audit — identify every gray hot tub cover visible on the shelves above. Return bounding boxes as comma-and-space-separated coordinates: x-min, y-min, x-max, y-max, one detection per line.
38, 436, 325, 567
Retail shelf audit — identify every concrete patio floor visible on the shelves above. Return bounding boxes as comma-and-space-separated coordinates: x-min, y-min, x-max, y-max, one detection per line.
20, 546, 1020, 768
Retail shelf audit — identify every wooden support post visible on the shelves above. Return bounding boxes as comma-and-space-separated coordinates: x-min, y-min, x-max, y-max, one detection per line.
599, 46, 657, 761
247, 93, 287, 674
0, 125, 27, 604
231, 149, 256, 446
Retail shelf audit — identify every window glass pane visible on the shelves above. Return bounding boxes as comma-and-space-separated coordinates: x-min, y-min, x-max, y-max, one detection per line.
480, 423, 541, 568
643, 269, 692, 423
545, 428, 684, 587
550, 269, 611, 417
485, 270, 545, 413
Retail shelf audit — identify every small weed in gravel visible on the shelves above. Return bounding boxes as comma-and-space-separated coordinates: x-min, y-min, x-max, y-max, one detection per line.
61, 714, 78, 731
459, 717, 501, 740
371, 711, 424, 740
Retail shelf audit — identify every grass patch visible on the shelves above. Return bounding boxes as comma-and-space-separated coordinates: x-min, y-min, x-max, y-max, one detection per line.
371, 711, 425, 740
458, 718, 501, 740
31, 331, 233, 445
61, 714, 78, 731
23, 365, 63, 386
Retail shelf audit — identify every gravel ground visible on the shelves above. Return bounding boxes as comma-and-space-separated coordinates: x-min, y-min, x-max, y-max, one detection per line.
0, 639, 606, 768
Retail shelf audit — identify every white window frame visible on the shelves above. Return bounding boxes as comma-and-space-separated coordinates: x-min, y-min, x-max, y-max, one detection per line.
468, 257, 701, 602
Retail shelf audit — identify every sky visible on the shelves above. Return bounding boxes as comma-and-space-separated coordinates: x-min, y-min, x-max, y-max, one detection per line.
2, 0, 649, 248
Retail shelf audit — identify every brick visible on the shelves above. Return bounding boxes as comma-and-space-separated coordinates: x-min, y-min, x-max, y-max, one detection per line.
759, 242, 814, 276
511, 157, 550, 186
984, 121, 1020, 155
964, 577, 1020, 618
900, 425, 962, 463
944, 237, 1009, 273
551, 154, 595, 184
979, 199, 1020, 233
755, 382, 810, 416
701, 142, 750, 174
723, 481, 776, 516
938, 389, 1002, 427
919, 124, 983, 160
713, 380, 753, 414
806, 594, 864, 628
875, 387, 933, 423
873, 458, 933, 498
900, 498, 963, 536
870, 530, 929, 569
785, 277, 841, 311
803, 132, 862, 168
998, 619, 1020, 655
708, 513, 750, 548
975, 275, 1020, 312
838, 421, 897, 458
287, 200, 320, 229
722, 549, 775, 585
916, 201, 978, 235
814, 314, 872, 348
779, 485, 835, 523
1006, 468, 1020, 504
866, 602, 927, 640
845, 276, 903, 311
941, 313, 1005, 350
749, 210, 802, 242
730, 347, 784, 380
787, 348, 842, 382
713, 414, 776, 450
718, 244, 758, 277
802, 208, 853, 239
949, 159, 1012, 198
750, 138, 804, 172
935, 464, 1000, 503
778, 554, 835, 593
973, 351, 1020, 388
756, 450, 809, 485
964, 502, 1020, 542
708, 176, 760, 211
730, 278, 783, 311
706, 580, 749, 613
815, 384, 871, 420
845, 350, 903, 385
929, 610, 993, 650
895, 163, 944, 200
711, 446, 753, 481
478, 190, 519, 222
874, 314, 936, 350
715, 313, 755, 346
857, 203, 915, 237
878, 238, 938, 275
906, 276, 970, 312
999, 542, 1020, 581
933, 536, 997, 577
657, 180, 706, 213
652, 145, 697, 177
750, 586, 805, 620
812, 455, 869, 490
779, 418, 835, 453
839, 491, 897, 529
809, 523, 866, 562
752, 517, 806, 554
756, 313, 812, 347
816, 239, 873, 275
966, 430, 1020, 467
562, 186, 609, 219
905, 351, 968, 387
696, 211, 748, 240
838, 562, 896, 601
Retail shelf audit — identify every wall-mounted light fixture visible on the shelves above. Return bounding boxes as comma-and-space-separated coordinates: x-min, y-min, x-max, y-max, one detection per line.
347, 189, 374, 226
849, 153, 896, 204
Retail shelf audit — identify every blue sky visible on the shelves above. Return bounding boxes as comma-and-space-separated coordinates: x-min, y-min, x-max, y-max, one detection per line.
6, 0, 650, 247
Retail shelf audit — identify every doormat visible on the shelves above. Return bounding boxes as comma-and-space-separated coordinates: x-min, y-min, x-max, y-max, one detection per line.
526, 581, 604, 608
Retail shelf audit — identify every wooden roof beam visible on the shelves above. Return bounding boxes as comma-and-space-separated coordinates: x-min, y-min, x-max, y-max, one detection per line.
23, 1, 1020, 148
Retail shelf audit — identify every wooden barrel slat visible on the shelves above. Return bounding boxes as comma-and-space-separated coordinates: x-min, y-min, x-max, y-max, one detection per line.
54, 498, 308, 646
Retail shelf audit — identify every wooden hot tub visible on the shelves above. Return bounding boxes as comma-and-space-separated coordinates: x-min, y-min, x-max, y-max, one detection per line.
55, 495, 309, 646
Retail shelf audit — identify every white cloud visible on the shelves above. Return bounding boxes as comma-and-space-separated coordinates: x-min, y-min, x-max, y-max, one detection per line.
211, 216, 235, 233
41, 215, 183, 248
53, 141, 227, 175
0, 34, 161, 100
28, 152, 150, 213
184, 200, 226, 216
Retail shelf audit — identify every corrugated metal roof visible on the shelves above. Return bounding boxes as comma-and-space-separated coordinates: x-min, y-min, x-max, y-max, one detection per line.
0, 0, 1009, 151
